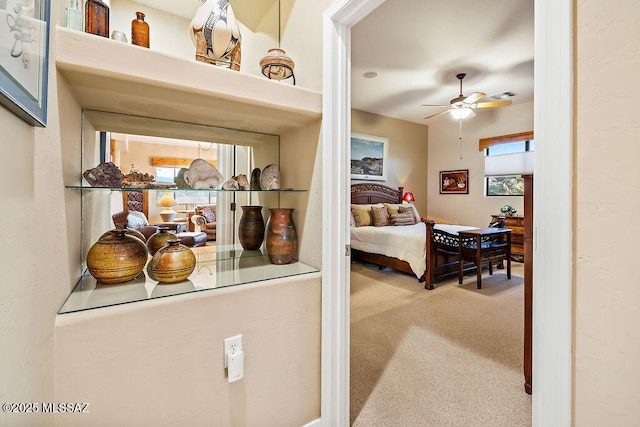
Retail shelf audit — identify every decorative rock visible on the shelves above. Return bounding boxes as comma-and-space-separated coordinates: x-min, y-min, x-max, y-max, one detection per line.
250, 168, 261, 190
236, 174, 249, 189
83, 162, 124, 187
260, 164, 280, 190
174, 167, 189, 188
222, 177, 239, 190
184, 158, 225, 189
122, 164, 154, 186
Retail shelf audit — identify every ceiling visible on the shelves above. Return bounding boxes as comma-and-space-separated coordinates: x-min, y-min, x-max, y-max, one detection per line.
351, 0, 534, 125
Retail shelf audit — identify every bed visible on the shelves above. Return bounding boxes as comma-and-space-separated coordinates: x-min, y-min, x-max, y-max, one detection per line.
350, 183, 478, 290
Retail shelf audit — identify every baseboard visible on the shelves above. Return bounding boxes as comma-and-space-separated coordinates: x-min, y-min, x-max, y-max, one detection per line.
302, 417, 322, 427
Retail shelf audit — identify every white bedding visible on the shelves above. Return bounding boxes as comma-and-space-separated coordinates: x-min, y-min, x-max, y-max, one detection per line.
350, 223, 478, 277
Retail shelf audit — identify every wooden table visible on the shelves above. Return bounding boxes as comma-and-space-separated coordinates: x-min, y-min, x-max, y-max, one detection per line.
458, 228, 512, 289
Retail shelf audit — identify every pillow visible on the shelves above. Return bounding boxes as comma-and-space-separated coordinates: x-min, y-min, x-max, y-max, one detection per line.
350, 210, 356, 227
390, 212, 415, 226
351, 205, 373, 227
398, 206, 418, 224
201, 206, 216, 223
384, 203, 420, 220
384, 203, 401, 215
371, 206, 389, 227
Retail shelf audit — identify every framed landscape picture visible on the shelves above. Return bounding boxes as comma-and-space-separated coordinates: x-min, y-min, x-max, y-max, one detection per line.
440, 169, 469, 194
0, 0, 51, 126
351, 133, 388, 181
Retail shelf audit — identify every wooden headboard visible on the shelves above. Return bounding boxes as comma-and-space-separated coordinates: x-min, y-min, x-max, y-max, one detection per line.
351, 183, 403, 204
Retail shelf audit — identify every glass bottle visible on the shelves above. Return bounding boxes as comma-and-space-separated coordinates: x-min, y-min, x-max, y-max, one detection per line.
131, 12, 150, 48
85, 0, 109, 38
64, 0, 83, 32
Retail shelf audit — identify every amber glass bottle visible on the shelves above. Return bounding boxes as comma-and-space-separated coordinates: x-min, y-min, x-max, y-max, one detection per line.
85, 0, 109, 38
131, 12, 150, 48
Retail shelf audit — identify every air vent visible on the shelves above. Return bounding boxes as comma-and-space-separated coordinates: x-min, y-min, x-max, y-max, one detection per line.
491, 91, 516, 100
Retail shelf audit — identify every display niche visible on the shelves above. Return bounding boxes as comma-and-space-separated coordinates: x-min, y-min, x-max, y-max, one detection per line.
59, 110, 316, 314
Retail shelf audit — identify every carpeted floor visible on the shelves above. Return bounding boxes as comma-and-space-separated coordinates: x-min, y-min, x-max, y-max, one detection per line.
350, 261, 532, 426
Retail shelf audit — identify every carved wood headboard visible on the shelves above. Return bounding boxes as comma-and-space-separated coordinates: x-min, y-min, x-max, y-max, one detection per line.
350, 183, 403, 204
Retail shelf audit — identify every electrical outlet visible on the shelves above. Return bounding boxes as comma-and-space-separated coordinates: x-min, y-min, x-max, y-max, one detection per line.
224, 335, 243, 368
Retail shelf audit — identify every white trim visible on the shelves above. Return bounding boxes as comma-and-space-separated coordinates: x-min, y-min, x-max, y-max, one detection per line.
322, 0, 573, 426
532, 0, 573, 425
302, 418, 322, 427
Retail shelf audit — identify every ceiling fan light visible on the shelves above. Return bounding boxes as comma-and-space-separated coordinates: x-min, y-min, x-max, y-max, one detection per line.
450, 107, 472, 120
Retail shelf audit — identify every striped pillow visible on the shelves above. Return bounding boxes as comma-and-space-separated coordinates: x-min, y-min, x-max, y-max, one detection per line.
390, 212, 415, 226
398, 206, 418, 224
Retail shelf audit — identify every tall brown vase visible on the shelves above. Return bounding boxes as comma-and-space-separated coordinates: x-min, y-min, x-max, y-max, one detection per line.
87, 229, 148, 284
85, 0, 109, 38
131, 11, 149, 48
265, 208, 297, 265
238, 206, 265, 250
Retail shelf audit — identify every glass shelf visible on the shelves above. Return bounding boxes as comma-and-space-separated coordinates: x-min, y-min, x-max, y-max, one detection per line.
59, 244, 319, 315
66, 185, 307, 193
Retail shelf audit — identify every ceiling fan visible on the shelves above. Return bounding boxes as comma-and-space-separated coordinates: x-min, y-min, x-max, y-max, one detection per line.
422, 73, 512, 120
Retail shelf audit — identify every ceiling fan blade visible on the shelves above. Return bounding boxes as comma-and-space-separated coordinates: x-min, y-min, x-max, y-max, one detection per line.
421, 104, 449, 107
424, 109, 451, 120
462, 92, 486, 104
474, 100, 513, 109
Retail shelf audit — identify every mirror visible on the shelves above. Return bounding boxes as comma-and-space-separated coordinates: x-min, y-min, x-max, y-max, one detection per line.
80, 109, 281, 265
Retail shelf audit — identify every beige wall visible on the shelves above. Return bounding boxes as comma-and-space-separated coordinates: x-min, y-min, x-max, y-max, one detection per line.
574, 0, 640, 424
351, 109, 429, 216
427, 102, 534, 227
55, 274, 321, 427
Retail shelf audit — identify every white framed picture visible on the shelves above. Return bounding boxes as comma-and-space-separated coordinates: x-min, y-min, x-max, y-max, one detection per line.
350, 133, 388, 181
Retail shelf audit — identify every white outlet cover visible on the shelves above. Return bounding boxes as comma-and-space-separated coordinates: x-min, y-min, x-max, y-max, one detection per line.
224, 335, 243, 368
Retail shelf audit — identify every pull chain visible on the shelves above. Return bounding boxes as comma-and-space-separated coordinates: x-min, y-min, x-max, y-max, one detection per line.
459, 119, 463, 159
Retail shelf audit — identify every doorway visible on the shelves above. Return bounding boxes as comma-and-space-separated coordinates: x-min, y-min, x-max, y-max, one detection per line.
321, 0, 573, 426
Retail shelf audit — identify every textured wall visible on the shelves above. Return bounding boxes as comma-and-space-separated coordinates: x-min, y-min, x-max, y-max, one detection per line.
574, 0, 640, 423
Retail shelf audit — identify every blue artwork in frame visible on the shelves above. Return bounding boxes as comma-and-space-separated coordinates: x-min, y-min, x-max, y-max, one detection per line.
350, 132, 388, 181
0, 0, 50, 126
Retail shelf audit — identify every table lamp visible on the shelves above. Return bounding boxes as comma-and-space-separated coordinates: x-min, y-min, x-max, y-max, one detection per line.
158, 194, 178, 222
402, 192, 415, 203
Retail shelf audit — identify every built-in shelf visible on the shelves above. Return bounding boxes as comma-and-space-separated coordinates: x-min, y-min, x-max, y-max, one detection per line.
59, 244, 319, 314
66, 185, 307, 193
55, 27, 322, 136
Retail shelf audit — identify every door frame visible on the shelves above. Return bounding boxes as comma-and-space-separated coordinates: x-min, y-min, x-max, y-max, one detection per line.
321, 0, 573, 426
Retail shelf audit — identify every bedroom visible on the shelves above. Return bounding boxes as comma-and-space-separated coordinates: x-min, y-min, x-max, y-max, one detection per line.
348, 0, 533, 424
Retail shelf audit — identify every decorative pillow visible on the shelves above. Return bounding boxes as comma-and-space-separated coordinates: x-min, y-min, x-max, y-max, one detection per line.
398, 206, 419, 224
351, 204, 374, 227
350, 211, 356, 227
201, 206, 216, 223
384, 203, 401, 215
371, 206, 390, 227
390, 212, 415, 226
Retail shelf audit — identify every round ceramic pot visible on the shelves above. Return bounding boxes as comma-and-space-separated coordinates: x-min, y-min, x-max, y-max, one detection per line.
87, 229, 148, 284
111, 222, 146, 243
147, 227, 177, 255
149, 240, 196, 283
259, 48, 295, 80
265, 208, 297, 265
238, 205, 265, 250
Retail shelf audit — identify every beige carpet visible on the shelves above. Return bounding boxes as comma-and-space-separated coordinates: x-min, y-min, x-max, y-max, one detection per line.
350, 261, 532, 426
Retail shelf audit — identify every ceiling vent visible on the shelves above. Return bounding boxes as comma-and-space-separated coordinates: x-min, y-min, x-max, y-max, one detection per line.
491, 91, 516, 100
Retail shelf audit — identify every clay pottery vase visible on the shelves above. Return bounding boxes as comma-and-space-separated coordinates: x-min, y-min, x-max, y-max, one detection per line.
147, 227, 177, 256
87, 229, 148, 284
265, 208, 297, 265
260, 48, 295, 81
131, 11, 150, 48
238, 206, 265, 250
149, 240, 196, 283
111, 222, 147, 243
189, 0, 242, 70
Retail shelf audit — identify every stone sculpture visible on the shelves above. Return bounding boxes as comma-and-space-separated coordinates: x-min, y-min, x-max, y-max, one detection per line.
250, 168, 261, 190
183, 159, 225, 189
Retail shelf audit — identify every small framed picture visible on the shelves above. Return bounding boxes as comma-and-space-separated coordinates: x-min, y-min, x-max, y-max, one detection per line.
440, 169, 469, 194
350, 133, 388, 181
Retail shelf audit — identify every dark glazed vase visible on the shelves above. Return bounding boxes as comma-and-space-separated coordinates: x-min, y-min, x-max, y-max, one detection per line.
147, 227, 177, 255
87, 229, 148, 284
238, 206, 265, 250
149, 240, 196, 283
265, 208, 297, 265
131, 11, 149, 48
85, 0, 109, 37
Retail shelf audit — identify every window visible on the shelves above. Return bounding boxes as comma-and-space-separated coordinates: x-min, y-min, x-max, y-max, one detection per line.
481, 132, 534, 197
